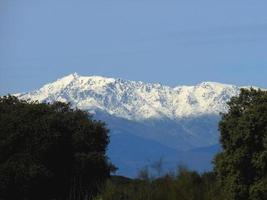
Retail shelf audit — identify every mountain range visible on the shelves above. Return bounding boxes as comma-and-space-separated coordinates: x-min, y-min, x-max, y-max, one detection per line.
16, 73, 259, 177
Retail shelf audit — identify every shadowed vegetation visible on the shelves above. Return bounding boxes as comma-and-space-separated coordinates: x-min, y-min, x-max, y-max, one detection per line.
95, 166, 223, 200
0, 96, 114, 200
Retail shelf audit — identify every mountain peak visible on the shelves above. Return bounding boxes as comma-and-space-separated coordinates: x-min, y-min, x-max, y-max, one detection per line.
71, 72, 80, 78
17, 74, 257, 120
198, 81, 236, 88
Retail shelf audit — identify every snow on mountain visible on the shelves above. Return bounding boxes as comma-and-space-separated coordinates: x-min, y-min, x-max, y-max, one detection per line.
17, 73, 241, 121
15, 73, 263, 176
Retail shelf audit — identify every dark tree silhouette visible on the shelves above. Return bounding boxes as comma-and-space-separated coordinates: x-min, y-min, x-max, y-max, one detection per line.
214, 88, 267, 200
0, 95, 114, 200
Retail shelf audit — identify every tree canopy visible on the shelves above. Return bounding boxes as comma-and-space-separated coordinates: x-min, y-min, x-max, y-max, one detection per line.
214, 88, 267, 200
0, 96, 114, 200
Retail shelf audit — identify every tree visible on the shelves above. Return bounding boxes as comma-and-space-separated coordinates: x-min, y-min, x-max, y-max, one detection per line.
0, 95, 115, 200
214, 88, 267, 200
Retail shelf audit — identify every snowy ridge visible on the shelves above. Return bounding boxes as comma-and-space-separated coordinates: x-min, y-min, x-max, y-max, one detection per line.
17, 73, 243, 120
15, 73, 265, 176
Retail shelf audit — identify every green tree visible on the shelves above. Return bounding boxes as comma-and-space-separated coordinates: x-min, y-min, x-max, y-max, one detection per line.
0, 96, 114, 200
214, 88, 267, 200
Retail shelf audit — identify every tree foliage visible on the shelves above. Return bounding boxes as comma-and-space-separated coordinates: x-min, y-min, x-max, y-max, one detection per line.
214, 88, 267, 200
95, 167, 223, 200
0, 96, 114, 200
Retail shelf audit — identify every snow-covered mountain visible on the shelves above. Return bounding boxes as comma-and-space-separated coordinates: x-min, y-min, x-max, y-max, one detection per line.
16, 73, 259, 176
17, 73, 240, 120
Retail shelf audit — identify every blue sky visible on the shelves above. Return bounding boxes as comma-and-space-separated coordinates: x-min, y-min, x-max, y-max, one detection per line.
0, 0, 267, 95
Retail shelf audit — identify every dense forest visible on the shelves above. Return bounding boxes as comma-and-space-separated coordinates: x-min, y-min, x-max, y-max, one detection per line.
0, 88, 266, 200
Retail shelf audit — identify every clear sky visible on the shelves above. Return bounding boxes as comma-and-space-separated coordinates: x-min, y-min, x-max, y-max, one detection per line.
0, 0, 267, 95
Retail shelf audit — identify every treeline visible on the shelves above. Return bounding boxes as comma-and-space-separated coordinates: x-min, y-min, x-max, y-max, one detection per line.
95, 167, 223, 200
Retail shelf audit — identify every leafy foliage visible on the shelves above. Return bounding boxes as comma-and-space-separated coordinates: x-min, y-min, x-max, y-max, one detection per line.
214, 88, 267, 200
0, 96, 114, 200
95, 167, 223, 200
